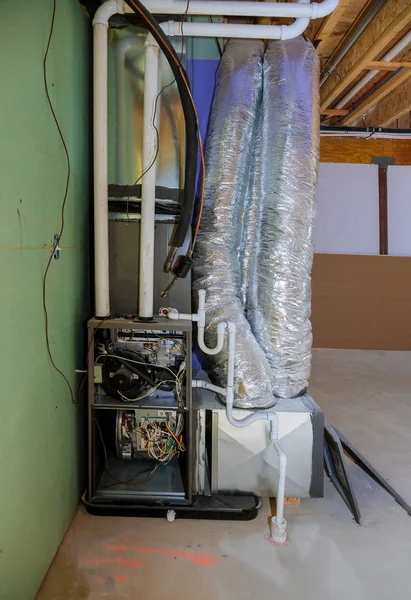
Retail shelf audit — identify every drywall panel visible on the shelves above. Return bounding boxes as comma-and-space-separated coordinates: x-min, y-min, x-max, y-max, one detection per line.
387, 166, 411, 256
0, 2, 90, 599
315, 163, 379, 254
311, 254, 411, 350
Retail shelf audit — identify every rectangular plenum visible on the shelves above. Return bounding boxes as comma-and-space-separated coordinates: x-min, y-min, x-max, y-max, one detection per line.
107, 25, 190, 316
108, 24, 185, 187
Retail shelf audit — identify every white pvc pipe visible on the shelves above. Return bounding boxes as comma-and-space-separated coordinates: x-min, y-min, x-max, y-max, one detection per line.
139, 34, 159, 319
167, 309, 197, 321
197, 289, 226, 355
94, 0, 124, 25
192, 379, 227, 395
163, 18, 310, 41
336, 30, 411, 110
273, 441, 287, 525
141, 0, 340, 19
209, 318, 288, 542
93, 0, 124, 317
168, 290, 288, 541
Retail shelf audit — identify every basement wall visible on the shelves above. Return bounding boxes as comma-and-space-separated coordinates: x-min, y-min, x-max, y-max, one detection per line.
0, 1, 90, 598
313, 143, 411, 350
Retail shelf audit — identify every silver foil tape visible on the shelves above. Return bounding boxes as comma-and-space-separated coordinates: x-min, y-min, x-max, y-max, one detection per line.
240, 106, 261, 310
248, 37, 320, 398
193, 38, 275, 408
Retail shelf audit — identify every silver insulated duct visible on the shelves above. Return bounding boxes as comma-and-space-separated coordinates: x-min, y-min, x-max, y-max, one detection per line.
193, 39, 275, 409
248, 37, 320, 398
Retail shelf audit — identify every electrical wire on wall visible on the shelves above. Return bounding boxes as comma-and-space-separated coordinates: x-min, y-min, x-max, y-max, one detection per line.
42, 0, 77, 407
123, 0, 206, 296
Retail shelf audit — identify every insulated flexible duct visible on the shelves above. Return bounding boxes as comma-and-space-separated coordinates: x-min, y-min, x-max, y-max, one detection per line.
240, 107, 261, 309
248, 37, 320, 398
193, 39, 274, 408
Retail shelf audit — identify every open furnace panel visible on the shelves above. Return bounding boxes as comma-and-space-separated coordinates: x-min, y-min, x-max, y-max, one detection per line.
87, 317, 193, 506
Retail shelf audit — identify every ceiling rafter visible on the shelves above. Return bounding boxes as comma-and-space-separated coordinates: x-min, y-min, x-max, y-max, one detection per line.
320, 0, 411, 112
312, 0, 353, 53
361, 76, 411, 127
366, 60, 411, 71
340, 68, 411, 126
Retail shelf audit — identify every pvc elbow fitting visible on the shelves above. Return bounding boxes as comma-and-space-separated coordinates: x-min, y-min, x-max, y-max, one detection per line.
93, 0, 123, 26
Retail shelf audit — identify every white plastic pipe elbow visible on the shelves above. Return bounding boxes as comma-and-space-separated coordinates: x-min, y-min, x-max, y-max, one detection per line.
93, 0, 124, 26
197, 321, 226, 355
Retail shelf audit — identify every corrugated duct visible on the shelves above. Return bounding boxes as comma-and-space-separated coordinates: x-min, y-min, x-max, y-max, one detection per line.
248, 37, 320, 398
192, 38, 275, 409
240, 107, 261, 310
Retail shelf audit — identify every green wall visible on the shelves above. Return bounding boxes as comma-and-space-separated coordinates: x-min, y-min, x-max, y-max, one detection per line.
0, 1, 90, 598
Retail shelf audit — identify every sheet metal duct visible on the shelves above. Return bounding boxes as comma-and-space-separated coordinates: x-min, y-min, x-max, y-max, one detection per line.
193, 39, 275, 409
248, 37, 320, 398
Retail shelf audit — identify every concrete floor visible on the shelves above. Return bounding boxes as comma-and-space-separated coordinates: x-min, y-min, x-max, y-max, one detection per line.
37, 350, 411, 600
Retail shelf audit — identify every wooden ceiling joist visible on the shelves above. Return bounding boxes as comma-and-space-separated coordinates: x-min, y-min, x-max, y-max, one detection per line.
366, 60, 411, 71
321, 109, 349, 116
361, 76, 411, 127
311, 0, 353, 53
320, 0, 411, 112
339, 68, 411, 126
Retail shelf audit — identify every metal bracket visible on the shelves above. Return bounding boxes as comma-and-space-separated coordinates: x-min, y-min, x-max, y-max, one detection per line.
324, 421, 361, 524
53, 234, 60, 260
371, 156, 395, 166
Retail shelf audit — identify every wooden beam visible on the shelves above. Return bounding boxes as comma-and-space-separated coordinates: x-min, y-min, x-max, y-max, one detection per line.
320, 138, 411, 165
321, 109, 350, 116
366, 60, 411, 71
362, 76, 411, 127
320, 0, 411, 111
339, 68, 411, 126
313, 0, 353, 52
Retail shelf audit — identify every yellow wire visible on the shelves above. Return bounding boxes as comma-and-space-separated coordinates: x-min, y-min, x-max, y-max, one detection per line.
166, 423, 185, 451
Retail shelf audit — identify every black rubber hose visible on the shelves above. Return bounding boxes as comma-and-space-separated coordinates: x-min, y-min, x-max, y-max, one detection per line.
123, 0, 198, 250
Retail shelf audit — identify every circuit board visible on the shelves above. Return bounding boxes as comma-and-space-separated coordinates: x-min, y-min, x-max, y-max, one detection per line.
116, 330, 186, 369
116, 409, 179, 461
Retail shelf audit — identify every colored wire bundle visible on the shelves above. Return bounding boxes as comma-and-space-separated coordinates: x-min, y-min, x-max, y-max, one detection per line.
142, 414, 185, 465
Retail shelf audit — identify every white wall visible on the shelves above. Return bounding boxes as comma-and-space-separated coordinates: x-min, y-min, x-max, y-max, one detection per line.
387, 166, 411, 256
315, 163, 411, 256
315, 163, 379, 254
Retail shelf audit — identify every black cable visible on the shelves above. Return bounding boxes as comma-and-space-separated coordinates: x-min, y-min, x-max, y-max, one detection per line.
42, 0, 77, 407
123, 0, 198, 251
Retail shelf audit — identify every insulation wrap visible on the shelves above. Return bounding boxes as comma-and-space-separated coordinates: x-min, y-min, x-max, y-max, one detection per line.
193, 38, 275, 408
240, 108, 261, 310
248, 37, 320, 398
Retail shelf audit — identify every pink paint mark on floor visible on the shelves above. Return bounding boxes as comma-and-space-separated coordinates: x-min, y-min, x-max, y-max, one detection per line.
83, 557, 142, 569
113, 575, 129, 583
119, 537, 132, 545
107, 543, 217, 567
